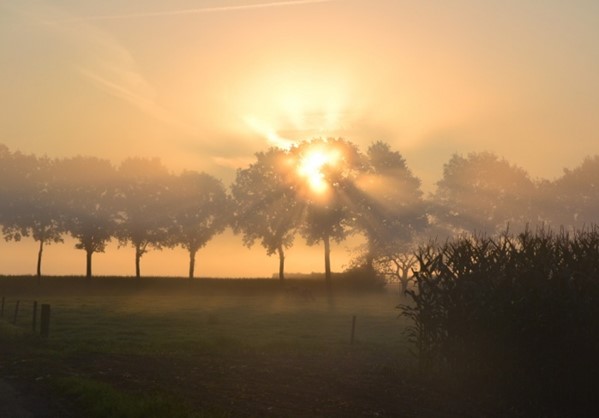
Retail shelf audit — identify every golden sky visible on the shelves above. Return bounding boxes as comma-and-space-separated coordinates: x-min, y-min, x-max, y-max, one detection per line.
1, 0, 598, 277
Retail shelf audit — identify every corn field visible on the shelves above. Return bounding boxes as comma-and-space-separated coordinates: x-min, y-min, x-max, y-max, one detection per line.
400, 227, 599, 414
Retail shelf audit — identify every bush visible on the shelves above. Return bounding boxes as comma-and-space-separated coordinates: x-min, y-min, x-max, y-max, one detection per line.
400, 227, 599, 415
334, 265, 387, 291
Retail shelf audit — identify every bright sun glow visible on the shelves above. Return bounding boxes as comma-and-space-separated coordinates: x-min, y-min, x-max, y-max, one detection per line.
297, 146, 341, 194
240, 66, 350, 149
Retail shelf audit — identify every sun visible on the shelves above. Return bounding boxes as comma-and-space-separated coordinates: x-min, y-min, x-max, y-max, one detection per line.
297, 145, 341, 194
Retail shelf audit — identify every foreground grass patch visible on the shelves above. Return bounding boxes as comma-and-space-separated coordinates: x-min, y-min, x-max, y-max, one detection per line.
55, 376, 228, 418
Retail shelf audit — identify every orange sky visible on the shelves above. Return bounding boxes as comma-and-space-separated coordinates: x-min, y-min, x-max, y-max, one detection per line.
1, 0, 598, 277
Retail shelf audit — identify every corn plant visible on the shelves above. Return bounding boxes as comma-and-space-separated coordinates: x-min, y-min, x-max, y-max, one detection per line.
400, 227, 599, 414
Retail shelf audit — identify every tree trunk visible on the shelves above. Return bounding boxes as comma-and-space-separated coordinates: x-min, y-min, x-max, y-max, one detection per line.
188, 248, 197, 279
86, 249, 93, 279
277, 245, 285, 281
365, 253, 375, 273
135, 244, 142, 279
324, 234, 331, 286
36, 239, 44, 280
365, 238, 375, 271
401, 269, 409, 294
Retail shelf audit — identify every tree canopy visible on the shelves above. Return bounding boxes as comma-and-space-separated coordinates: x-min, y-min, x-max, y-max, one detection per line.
55, 156, 118, 278
114, 158, 172, 278
1, 141, 599, 281
434, 152, 535, 234
231, 147, 301, 280
167, 171, 229, 279
548, 156, 599, 229
351, 141, 427, 268
290, 138, 366, 285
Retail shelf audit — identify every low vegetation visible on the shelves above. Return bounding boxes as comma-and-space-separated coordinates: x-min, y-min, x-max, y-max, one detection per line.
400, 228, 599, 416
0, 278, 430, 417
55, 376, 205, 418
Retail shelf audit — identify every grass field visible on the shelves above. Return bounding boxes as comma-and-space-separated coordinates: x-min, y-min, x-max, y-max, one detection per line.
0, 276, 498, 417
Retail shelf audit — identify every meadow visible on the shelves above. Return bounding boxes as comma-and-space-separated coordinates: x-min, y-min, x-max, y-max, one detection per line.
1, 276, 409, 354
0, 276, 494, 418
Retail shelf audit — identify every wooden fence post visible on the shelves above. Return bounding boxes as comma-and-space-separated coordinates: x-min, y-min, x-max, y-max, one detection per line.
32, 301, 38, 332
13, 300, 20, 325
40, 304, 51, 339
1, 296, 4, 318
350, 315, 356, 345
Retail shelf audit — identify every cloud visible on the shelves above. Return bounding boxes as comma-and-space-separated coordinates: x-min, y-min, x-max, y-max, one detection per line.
47, 0, 341, 24
243, 116, 296, 150
77, 67, 196, 134
9, 1, 198, 135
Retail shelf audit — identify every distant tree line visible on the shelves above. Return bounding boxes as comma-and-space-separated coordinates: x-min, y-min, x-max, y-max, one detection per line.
1, 141, 597, 281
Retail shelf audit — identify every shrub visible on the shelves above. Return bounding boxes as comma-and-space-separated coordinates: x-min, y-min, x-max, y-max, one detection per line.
335, 264, 387, 291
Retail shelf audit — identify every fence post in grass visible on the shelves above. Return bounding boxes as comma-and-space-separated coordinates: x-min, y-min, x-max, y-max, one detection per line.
32, 301, 38, 332
40, 304, 50, 339
1, 296, 4, 318
350, 315, 356, 345
13, 300, 20, 325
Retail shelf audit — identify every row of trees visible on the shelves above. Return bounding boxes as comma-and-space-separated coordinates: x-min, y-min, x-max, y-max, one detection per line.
0, 147, 228, 279
1, 141, 597, 281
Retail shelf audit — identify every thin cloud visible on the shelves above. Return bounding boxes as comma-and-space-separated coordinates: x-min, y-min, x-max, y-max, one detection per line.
6, 1, 200, 135
243, 116, 296, 150
49, 0, 340, 24
79, 68, 196, 134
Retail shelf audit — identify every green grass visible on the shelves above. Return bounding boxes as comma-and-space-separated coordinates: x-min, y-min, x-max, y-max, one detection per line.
51, 293, 408, 357
0, 276, 414, 417
0, 277, 410, 356
55, 376, 228, 418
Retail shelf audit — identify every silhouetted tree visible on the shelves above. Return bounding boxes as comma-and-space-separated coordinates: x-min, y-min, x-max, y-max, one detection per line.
56, 156, 117, 278
546, 156, 599, 229
7, 154, 65, 278
167, 171, 229, 279
115, 158, 172, 279
0, 144, 23, 244
351, 141, 427, 270
434, 152, 535, 234
291, 138, 365, 286
373, 242, 417, 294
231, 148, 300, 280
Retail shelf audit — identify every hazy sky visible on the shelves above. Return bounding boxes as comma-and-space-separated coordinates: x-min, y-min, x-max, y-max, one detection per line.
1, 0, 599, 277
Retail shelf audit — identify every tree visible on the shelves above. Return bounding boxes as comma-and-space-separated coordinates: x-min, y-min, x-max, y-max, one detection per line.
290, 138, 365, 285
231, 148, 301, 280
0, 144, 23, 244
373, 243, 418, 294
434, 152, 535, 234
56, 156, 117, 278
167, 171, 229, 279
7, 154, 65, 279
546, 156, 599, 229
114, 158, 172, 279
350, 141, 427, 270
